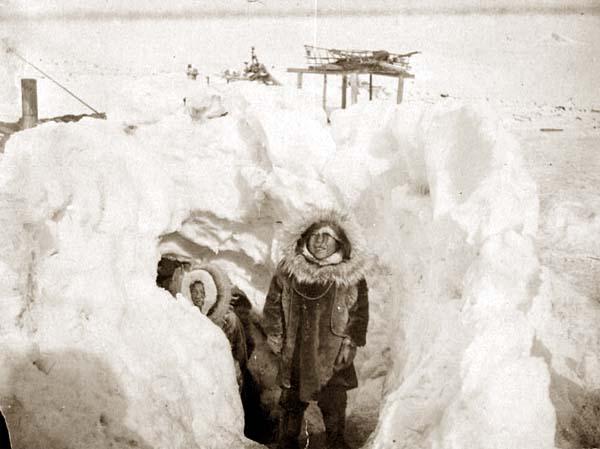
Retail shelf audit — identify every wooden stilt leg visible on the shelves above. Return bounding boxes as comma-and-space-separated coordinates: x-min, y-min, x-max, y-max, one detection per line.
351, 73, 358, 105
341, 74, 347, 109
322, 73, 327, 111
396, 76, 404, 104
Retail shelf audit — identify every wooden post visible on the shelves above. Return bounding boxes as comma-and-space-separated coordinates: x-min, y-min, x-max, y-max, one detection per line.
341, 74, 347, 109
369, 74, 373, 101
21, 78, 38, 129
297, 72, 303, 89
322, 73, 327, 111
396, 76, 404, 104
350, 73, 358, 105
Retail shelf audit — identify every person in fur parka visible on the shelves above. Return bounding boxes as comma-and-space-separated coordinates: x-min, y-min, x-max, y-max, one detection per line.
168, 263, 250, 385
262, 209, 371, 449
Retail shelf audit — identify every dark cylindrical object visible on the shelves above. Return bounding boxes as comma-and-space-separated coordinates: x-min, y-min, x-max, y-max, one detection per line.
21, 78, 38, 129
341, 74, 347, 109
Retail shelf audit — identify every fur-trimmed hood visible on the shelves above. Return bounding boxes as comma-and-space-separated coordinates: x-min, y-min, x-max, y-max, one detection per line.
169, 264, 232, 326
279, 209, 373, 287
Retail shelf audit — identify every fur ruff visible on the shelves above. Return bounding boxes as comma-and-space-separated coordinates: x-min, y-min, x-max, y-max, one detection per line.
179, 269, 218, 314
279, 209, 374, 287
172, 264, 232, 326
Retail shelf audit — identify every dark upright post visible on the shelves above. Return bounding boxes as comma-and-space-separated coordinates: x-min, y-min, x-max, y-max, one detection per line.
341, 74, 347, 109
21, 78, 38, 129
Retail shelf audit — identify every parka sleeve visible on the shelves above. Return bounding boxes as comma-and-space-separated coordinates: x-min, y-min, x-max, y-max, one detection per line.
261, 271, 284, 339
346, 278, 369, 347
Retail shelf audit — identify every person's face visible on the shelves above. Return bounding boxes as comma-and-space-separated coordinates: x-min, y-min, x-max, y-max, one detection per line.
190, 282, 206, 310
307, 231, 339, 260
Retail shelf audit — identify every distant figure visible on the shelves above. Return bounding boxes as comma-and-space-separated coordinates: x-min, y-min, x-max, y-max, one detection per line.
263, 209, 370, 449
186, 64, 198, 80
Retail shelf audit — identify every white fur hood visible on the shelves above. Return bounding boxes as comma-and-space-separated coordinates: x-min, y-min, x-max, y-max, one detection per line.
278, 209, 374, 287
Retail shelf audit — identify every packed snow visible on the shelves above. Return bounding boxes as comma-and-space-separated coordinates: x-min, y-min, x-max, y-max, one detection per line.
1, 11, 599, 449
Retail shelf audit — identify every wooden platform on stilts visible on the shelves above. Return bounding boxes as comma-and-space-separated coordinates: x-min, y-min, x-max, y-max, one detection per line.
287, 66, 414, 110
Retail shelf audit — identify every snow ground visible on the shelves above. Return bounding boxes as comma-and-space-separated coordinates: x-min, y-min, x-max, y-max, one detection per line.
0, 12, 599, 449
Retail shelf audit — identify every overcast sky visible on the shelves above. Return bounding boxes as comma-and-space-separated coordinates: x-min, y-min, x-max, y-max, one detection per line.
2, 0, 598, 16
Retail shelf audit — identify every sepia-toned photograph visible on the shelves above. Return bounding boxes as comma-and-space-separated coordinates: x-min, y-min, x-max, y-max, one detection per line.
0, 1, 599, 448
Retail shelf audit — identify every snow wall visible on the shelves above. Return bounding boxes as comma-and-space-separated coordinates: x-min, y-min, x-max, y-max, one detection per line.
0, 77, 599, 448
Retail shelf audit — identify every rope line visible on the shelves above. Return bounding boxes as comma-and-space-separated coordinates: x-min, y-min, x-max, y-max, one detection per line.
7, 48, 101, 115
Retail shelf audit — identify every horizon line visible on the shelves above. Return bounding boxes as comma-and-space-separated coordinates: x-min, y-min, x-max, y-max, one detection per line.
1, 5, 599, 21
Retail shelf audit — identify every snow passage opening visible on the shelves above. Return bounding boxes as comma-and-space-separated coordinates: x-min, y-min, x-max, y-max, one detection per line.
156, 230, 283, 445
156, 225, 385, 447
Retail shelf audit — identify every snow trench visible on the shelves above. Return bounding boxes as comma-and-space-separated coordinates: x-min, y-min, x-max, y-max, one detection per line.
0, 82, 598, 448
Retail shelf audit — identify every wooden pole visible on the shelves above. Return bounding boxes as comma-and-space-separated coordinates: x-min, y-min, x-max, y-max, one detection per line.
369, 74, 373, 101
21, 78, 38, 129
350, 73, 358, 105
297, 72, 303, 89
322, 72, 327, 111
341, 74, 347, 109
396, 76, 404, 104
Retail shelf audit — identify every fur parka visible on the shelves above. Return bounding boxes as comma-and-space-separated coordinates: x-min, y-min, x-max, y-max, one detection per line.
262, 209, 372, 401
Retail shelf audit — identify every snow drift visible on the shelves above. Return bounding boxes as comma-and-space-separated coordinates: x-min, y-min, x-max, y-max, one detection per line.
0, 79, 598, 448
